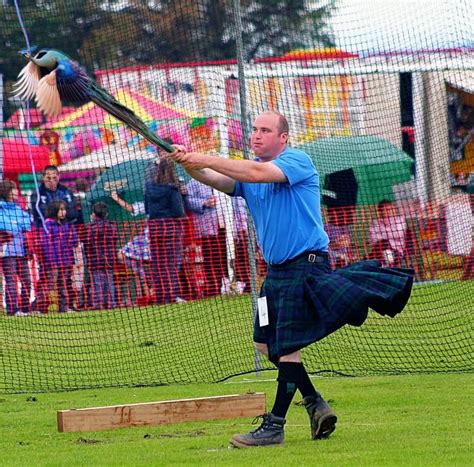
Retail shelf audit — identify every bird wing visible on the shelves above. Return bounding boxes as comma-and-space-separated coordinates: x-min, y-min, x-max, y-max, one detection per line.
36, 69, 62, 117
55, 60, 92, 104
12, 61, 41, 100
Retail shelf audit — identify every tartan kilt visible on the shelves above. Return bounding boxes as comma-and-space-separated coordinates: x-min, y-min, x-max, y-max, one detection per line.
254, 255, 414, 364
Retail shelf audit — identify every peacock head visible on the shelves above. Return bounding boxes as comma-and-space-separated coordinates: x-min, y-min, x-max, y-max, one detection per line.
18, 45, 39, 61
29, 49, 66, 69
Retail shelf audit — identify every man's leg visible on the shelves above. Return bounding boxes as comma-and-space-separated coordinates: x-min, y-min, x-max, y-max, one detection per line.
275, 352, 338, 441
229, 349, 300, 448
270, 352, 300, 418
106, 270, 117, 309
18, 257, 32, 313
272, 352, 338, 440
231, 344, 337, 446
2, 257, 19, 315
277, 350, 337, 440
201, 235, 219, 297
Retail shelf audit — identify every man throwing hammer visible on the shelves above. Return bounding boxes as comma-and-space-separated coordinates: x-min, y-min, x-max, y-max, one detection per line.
170, 111, 413, 448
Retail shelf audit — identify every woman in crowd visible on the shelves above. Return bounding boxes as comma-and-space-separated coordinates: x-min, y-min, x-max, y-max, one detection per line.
144, 157, 186, 304
0, 180, 32, 316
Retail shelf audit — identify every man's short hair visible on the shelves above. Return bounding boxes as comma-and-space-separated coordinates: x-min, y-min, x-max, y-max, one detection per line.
275, 113, 289, 135
261, 111, 289, 135
43, 165, 59, 175
92, 202, 109, 219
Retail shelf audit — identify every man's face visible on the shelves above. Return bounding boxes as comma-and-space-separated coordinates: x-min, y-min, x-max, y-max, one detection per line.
43, 170, 59, 191
250, 113, 288, 160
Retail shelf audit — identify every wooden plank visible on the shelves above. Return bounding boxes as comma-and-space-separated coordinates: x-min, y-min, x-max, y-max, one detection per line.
57, 392, 266, 433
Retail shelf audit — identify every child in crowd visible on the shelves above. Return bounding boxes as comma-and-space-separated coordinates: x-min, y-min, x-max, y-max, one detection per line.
119, 227, 153, 304
84, 202, 118, 310
36, 200, 79, 313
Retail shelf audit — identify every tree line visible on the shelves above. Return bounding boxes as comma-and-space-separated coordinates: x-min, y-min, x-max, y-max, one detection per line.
1, 0, 335, 115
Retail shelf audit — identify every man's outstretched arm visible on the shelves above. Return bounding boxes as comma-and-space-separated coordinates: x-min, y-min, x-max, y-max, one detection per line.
171, 151, 286, 193
184, 167, 237, 194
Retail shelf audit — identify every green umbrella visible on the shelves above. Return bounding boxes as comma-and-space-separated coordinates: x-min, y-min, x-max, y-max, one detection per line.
85, 159, 190, 222
297, 136, 414, 205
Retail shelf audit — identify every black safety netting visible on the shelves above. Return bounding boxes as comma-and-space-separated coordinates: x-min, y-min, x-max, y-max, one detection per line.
0, 0, 472, 393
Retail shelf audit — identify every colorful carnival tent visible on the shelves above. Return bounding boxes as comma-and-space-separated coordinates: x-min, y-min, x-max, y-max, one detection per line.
5, 107, 76, 130
297, 136, 414, 206
254, 47, 359, 63
1, 138, 50, 177
36, 88, 198, 164
44, 89, 194, 130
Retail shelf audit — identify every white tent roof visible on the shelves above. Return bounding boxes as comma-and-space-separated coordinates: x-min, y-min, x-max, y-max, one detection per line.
59, 144, 155, 172
446, 70, 474, 94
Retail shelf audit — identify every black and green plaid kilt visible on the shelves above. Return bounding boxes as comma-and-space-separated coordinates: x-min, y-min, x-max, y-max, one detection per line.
254, 253, 414, 363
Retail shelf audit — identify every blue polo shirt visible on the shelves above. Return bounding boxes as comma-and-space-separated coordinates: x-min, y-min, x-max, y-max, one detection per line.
231, 147, 329, 264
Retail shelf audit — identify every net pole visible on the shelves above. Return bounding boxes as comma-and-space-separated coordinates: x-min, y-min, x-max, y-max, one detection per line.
413, 73, 429, 206
213, 72, 236, 287
231, 0, 262, 374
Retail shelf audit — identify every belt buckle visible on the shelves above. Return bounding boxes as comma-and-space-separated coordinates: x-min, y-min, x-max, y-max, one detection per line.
308, 253, 317, 263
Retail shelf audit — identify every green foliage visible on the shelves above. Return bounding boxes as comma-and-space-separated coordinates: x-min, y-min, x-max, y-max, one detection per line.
0, 0, 335, 119
0, 1, 105, 119
239, 0, 336, 60
0, 1, 104, 81
0, 0, 335, 82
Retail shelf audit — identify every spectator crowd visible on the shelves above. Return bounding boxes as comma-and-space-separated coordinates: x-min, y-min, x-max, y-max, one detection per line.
0, 158, 252, 316
0, 158, 472, 317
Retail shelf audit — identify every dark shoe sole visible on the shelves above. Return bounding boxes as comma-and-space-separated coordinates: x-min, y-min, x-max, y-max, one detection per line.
312, 414, 337, 440
229, 436, 284, 449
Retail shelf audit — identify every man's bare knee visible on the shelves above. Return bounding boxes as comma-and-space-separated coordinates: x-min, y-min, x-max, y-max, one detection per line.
279, 350, 301, 363
254, 342, 268, 356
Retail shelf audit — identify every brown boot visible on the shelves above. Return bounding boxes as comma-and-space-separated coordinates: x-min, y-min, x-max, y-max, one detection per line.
303, 393, 337, 440
230, 413, 285, 448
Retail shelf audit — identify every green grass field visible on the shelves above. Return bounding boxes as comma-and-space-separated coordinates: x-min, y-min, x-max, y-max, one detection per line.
0, 280, 472, 393
0, 373, 472, 466
0, 280, 472, 464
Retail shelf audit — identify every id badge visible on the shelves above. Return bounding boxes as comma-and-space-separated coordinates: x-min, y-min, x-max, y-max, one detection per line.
257, 296, 269, 327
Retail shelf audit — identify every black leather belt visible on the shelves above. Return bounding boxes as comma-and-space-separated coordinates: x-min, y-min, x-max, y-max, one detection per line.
271, 250, 328, 267
307, 251, 327, 263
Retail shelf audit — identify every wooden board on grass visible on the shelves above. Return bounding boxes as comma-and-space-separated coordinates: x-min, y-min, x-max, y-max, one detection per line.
57, 392, 266, 432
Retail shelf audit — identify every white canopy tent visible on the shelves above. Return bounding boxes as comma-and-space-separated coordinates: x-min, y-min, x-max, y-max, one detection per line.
446, 72, 474, 95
